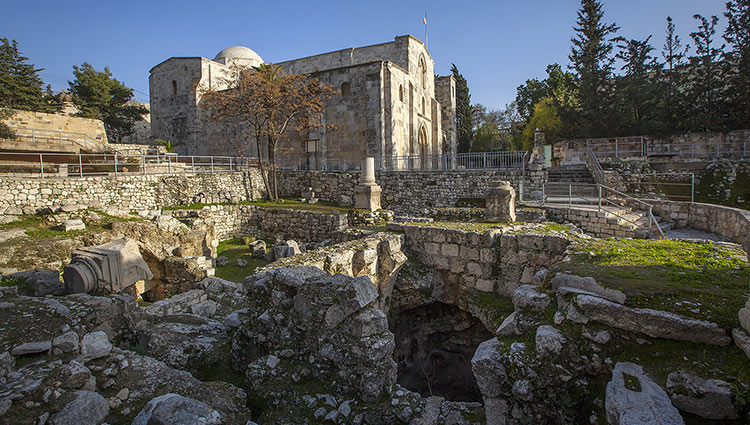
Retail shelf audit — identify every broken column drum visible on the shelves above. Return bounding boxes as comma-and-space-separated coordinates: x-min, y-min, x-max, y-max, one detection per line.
63, 238, 153, 294
354, 157, 382, 211
485, 181, 516, 222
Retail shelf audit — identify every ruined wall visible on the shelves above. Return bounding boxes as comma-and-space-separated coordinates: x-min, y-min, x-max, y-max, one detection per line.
0, 171, 265, 216
255, 208, 348, 243
1, 109, 108, 153
277, 169, 544, 214
165, 204, 348, 243
387, 223, 569, 297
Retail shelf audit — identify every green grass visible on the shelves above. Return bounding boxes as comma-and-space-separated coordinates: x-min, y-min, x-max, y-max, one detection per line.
164, 198, 352, 215
561, 238, 750, 329
215, 238, 271, 282
406, 221, 513, 233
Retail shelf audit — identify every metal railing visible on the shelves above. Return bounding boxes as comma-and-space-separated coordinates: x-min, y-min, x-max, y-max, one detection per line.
583, 137, 749, 160
522, 181, 665, 239
585, 142, 606, 184
281, 151, 528, 172
3, 126, 110, 153
0, 151, 259, 178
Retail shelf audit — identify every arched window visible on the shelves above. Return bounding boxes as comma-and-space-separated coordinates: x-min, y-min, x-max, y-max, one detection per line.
341, 82, 351, 97
419, 56, 426, 88
421, 97, 426, 115
399, 85, 403, 102
172, 80, 177, 96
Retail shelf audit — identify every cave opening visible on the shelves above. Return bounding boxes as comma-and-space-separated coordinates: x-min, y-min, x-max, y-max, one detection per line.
390, 302, 493, 402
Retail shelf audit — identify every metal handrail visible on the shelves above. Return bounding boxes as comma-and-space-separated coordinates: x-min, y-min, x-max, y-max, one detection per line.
598, 184, 665, 239
4, 125, 111, 152
585, 142, 606, 185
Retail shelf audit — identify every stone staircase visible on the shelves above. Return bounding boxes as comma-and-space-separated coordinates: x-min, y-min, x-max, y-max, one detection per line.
600, 206, 674, 239
545, 165, 599, 199
547, 165, 596, 184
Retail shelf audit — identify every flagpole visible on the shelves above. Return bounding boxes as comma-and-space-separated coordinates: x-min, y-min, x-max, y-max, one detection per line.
424, 13, 428, 50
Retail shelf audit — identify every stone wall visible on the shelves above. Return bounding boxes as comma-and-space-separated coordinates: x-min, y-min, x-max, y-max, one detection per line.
651, 201, 750, 243
0, 171, 265, 216
278, 169, 544, 214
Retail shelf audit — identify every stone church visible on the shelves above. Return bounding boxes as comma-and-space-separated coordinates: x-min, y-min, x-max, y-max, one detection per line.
149, 35, 456, 170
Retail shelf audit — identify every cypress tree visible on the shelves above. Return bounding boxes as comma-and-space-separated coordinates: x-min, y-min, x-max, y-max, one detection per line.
568, 0, 619, 137
451, 64, 473, 153
0, 38, 52, 113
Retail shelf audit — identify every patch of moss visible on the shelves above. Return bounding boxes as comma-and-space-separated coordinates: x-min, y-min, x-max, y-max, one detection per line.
561, 238, 749, 329
460, 289, 515, 330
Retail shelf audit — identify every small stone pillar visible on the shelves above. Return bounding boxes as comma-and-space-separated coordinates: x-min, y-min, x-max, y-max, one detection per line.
354, 157, 382, 211
485, 181, 516, 222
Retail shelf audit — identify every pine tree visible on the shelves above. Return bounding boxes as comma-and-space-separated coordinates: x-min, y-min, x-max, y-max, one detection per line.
660, 16, 689, 133
688, 15, 725, 131
69, 63, 148, 142
451, 64, 473, 153
723, 0, 750, 129
0, 38, 53, 113
568, 0, 619, 137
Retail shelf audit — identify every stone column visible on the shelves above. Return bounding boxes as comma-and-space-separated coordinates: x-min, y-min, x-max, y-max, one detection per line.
354, 157, 382, 211
485, 181, 516, 222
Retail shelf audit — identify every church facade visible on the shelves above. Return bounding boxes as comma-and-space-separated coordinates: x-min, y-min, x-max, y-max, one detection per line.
149, 35, 456, 170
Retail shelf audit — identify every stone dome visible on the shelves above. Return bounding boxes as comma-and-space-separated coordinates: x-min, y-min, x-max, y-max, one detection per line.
213, 46, 264, 67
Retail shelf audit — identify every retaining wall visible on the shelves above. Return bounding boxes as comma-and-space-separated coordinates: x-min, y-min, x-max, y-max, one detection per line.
278, 169, 545, 214
652, 201, 750, 243
0, 170, 265, 215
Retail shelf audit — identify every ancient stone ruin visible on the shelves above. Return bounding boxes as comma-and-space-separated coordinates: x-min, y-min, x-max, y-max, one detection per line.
0, 148, 749, 425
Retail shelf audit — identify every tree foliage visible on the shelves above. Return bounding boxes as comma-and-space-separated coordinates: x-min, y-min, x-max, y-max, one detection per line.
68, 63, 147, 142
723, 0, 750, 129
512, 1, 748, 143
200, 64, 334, 200
451, 64, 474, 153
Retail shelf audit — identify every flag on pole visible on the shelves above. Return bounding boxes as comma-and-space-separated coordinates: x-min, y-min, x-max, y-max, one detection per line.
423, 15, 427, 25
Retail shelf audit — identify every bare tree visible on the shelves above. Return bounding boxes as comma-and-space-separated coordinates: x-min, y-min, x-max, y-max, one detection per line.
200, 64, 334, 200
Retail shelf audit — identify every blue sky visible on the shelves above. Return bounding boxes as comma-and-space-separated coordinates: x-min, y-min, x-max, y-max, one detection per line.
1, 0, 728, 110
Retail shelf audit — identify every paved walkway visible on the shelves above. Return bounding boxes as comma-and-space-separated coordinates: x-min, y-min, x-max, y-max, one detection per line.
664, 228, 732, 243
